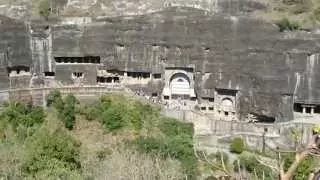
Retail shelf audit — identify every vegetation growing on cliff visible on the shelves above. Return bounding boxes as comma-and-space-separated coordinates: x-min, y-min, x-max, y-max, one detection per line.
0, 92, 194, 179
257, 0, 320, 28
0, 92, 319, 179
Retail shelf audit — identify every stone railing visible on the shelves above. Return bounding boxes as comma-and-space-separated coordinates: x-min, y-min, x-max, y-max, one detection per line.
0, 85, 126, 106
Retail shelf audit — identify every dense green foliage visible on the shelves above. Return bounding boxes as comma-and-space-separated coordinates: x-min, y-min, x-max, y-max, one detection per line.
283, 153, 317, 180
80, 94, 197, 178
276, 18, 300, 32
81, 94, 154, 132
0, 102, 45, 130
0, 100, 82, 179
230, 137, 245, 154
0, 102, 45, 141
135, 118, 197, 179
47, 91, 77, 130
235, 153, 276, 180
23, 128, 81, 178
4, 92, 317, 179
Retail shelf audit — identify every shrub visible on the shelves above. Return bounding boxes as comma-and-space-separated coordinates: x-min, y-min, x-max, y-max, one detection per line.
23, 128, 81, 176
134, 118, 197, 179
276, 18, 300, 32
46, 90, 64, 111
234, 153, 275, 179
38, 0, 50, 20
60, 94, 78, 130
159, 117, 194, 137
49, 92, 78, 130
0, 102, 45, 132
230, 137, 245, 154
102, 106, 124, 131
283, 153, 317, 180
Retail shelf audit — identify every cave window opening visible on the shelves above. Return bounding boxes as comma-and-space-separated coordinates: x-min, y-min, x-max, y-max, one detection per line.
209, 107, 214, 111
315, 106, 320, 114
190, 97, 197, 101
209, 98, 214, 102
127, 72, 150, 79
294, 103, 303, 113
55, 56, 100, 64
108, 70, 124, 76
225, 111, 229, 116
106, 77, 112, 83
114, 77, 120, 83
306, 107, 311, 114
44, 72, 55, 77
72, 72, 84, 78
7, 66, 30, 76
70, 58, 75, 63
201, 107, 206, 111
142, 72, 150, 79
164, 96, 169, 100
97, 77, 102, 83
152, 93, 158, 97
153, 73, 162, 79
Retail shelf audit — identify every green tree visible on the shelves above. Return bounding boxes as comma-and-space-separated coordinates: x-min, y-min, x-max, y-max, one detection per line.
0, 102, 45, 131
46, 90, 64, 111
230, 137, 245, 154
60, 94, 78, 130
102, 106, 124, 131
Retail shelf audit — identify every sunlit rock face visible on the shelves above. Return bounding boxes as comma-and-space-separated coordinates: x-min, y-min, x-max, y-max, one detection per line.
0, 1, 319, 122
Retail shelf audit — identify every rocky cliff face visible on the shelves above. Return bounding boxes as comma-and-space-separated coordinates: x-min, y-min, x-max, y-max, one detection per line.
0, 1, 320, 121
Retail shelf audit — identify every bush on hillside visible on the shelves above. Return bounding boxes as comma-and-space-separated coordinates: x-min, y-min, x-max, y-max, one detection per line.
234, 153, 275, 179
230, 137, 245, 154
134, 118, 197, 179
60, 94, 78, 130
47, 91, 78, 130
0, 102, 45, 133
23, 128, 81, 177
102, 106, 124, 131
46, 90, 64, 111
276, 18, 300, 32
283, 153, 317, 180
81, 94, 154, 132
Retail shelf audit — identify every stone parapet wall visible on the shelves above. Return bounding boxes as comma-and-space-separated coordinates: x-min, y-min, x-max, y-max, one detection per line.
163, 109, 316, 151
1, 85, 125, 106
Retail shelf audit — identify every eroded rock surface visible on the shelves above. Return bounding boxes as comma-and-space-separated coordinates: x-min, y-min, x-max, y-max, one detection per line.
0, 1, 319, 122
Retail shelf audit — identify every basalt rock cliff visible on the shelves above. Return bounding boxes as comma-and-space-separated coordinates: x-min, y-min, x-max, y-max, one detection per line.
0, 0, 320, 121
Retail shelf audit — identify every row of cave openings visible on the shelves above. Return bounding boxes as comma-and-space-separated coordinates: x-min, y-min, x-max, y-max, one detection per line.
294, 103, 320, 114
54, 56, 101, 64
96, 71, 162, 84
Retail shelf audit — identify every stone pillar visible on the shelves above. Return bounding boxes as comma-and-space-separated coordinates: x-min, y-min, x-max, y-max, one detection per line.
311, 107, 315, 115
302, 106, 306, 114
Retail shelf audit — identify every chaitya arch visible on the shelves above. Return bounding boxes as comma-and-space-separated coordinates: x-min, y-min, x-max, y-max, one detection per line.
169, 73, 191, 95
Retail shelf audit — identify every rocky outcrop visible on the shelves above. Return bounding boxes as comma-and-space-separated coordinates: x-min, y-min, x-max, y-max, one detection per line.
0, 2, 319, 121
